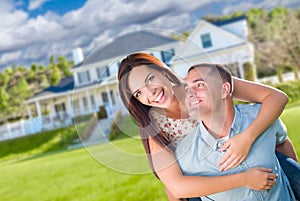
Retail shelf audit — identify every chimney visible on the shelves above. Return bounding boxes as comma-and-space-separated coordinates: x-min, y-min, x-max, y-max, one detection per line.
72, 48, 84, 65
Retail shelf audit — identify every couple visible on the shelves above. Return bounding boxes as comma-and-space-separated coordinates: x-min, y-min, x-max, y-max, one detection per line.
118, 52, 298, 200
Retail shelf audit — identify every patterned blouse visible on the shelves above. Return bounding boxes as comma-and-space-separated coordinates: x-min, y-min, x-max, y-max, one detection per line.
151, 111, 198, 147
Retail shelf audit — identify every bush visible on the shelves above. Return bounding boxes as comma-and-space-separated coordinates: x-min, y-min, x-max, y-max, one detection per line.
0, 126, 78, 160
243, 62, 256, 81
273, 80, 300, 103
109, 111, 124, 140
257, 68, 277, 78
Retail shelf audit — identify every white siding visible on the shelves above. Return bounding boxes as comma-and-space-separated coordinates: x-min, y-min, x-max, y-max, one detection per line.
219, 19, 248, 40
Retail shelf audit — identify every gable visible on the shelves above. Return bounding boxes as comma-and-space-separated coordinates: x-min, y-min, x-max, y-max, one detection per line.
74, 30, 178, 68
174, 20, 246, 60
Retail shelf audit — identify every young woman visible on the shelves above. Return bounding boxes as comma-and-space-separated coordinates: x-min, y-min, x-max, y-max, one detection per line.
118, 52, 298, 200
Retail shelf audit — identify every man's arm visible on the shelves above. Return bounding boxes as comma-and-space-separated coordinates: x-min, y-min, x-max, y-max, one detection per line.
218, 77, 289, 171
276, 137, 298, 162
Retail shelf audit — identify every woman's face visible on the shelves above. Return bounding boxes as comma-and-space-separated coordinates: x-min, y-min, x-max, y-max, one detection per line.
128, 65, 175, 109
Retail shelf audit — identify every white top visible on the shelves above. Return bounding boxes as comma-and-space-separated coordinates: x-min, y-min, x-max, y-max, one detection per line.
151, 111, 198, 147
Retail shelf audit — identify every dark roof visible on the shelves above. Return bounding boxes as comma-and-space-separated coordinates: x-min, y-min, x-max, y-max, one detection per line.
27, 76, 74, 100
212, 15, 247, 27
74, 30, 177, 68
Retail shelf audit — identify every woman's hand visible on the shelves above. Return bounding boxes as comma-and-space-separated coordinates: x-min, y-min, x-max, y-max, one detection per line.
217, 134, 254, 171
243, 167, 277, 190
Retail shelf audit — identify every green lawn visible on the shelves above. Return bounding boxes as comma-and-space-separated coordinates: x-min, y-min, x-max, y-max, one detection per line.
281, 105, 300, 157
0, 138, 166, 201
0, 106, 299, 201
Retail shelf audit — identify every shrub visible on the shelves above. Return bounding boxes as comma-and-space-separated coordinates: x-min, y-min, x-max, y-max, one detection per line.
243, 62, 256, 81
273, 80, 300, 103
0, 126, 78, 160
109, 110, 124, 140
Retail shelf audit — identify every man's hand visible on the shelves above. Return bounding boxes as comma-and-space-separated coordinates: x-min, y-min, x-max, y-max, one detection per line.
217, 134, 253, 171
243, 167, 277, 190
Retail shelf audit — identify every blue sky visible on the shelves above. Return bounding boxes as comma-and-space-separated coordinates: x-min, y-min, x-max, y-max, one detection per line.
16, 0, 87, 18
1, 0, 300, 71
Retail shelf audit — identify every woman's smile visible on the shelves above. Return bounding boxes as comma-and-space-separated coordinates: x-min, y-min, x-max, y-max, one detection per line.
152, 89, 165, 103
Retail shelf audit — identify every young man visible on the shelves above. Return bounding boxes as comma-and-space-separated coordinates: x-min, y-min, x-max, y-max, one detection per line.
175, 63, 296, 200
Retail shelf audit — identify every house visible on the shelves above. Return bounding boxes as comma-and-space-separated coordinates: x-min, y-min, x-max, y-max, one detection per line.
17, 30, 180, 138
170, 15, 254, 78
0, 16, 254, 141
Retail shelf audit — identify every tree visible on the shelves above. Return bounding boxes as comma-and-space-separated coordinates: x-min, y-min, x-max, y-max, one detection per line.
18, 77, 31, 98
40, 74, 50, 88
31, 63, 38, 72
0, 87, 9, 121
50, 55, 56, 67
50, 66, 61, 86
0, 87, 9, 110
248, 7, 300, 81
39, 65, 45, 71
1, 71, 10, 87
57, 55, 72, 76
6, 77, 31, 118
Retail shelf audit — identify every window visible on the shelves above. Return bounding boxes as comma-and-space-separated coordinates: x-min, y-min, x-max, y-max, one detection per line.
54, 103, 66, 113
97, 66, 110, 81
82, 97, 88, 109
110, 90, 115, 105
72, 99, 80, 115
201, 33, 212, 48
101, 90, 115, 105
78, 70, 90, 84
90, 95, 95, 107
72, 99, 79, 110
101, 92, 109, 104
161, 49, 174, 66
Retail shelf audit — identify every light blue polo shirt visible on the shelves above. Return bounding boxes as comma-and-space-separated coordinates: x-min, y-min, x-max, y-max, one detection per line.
175, 104, 295, 201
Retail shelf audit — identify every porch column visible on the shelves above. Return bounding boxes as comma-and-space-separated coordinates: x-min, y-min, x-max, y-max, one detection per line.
238, 62, 244, 79
67, 95, 74, 118
35, 101, 42, 124
20, 119, 26, 135
105, 84, 113, 118
27, 105, 32, 119
26, 104, 34, 134
85, 90, 92, 113
6, 123, 11, 140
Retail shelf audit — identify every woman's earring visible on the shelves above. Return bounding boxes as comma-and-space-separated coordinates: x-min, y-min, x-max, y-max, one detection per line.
170, 82, 176, 87
164, 73, 177, 87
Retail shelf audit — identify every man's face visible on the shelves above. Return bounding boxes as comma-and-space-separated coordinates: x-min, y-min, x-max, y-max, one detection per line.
185, 67, 224, 118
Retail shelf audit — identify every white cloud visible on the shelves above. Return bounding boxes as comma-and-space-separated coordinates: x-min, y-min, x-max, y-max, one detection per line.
0, 1, 28, 30
0, 0, 299, 70
28, 0, 49, 11
0, 51, 22, 65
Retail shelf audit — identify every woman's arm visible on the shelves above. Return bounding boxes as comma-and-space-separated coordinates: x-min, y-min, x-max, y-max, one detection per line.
149, 138, 277, 199
217, 77, 289, 171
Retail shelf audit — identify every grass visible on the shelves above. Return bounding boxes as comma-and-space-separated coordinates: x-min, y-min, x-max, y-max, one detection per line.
0, 126, 78, 161
281, 104, 300, 157
0, 106, 299, 201
0, 138, 166, 201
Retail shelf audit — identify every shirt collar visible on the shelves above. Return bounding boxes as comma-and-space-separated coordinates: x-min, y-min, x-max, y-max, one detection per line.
198, 107, 241, 150
230, 106, 242, 136
198, 121, 229, 151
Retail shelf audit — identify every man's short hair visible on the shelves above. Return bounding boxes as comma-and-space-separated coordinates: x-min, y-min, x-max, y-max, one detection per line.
188, 63, 233, 94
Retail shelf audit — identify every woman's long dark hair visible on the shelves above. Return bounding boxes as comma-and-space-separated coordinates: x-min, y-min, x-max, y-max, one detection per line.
118, 52, 182, 177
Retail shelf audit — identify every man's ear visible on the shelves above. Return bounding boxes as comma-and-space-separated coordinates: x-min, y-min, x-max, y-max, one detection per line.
222, 82, 231, 99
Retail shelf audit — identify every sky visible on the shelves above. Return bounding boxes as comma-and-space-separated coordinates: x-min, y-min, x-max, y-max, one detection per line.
1, 0, 300, 71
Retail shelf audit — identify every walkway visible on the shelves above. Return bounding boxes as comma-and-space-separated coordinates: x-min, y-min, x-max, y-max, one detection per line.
68, 117, 113, 149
